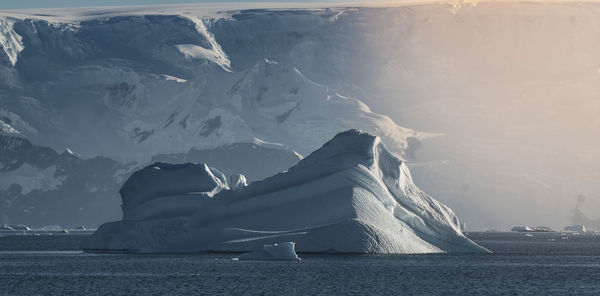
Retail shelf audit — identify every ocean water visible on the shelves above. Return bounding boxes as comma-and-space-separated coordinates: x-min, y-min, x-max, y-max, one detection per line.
1, 231, 599, 295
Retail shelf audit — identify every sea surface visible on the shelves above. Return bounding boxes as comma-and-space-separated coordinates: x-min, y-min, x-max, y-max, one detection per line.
1, 231, 599, 295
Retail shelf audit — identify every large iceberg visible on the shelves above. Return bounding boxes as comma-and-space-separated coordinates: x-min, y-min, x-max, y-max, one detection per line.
82, 130, 488, 254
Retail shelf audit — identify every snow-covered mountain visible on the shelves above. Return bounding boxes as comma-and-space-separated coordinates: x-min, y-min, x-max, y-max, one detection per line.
1, 2, 599, 229
0, 11, 417, 161
82, 130, 488, 254
0, 7, 422, 227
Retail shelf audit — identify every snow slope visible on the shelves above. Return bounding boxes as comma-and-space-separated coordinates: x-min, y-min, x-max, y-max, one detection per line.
82, 130, 488, 254
0, 17, 23, 66
0, 11, 418, 162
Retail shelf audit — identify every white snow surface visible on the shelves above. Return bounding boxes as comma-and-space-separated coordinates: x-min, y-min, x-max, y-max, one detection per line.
175, 16, 231, 71
0, 17, 23, 66
82, 130, 488, 254
239, 242, 300, 261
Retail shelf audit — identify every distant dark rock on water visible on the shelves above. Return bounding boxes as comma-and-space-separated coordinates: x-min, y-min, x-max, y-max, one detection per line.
511, 226, 555, 233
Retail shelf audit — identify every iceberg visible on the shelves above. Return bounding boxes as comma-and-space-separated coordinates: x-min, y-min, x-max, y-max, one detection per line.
82, 130, 488, 254
7, 224, 29, 231
239, 242, 300, 261
511, 226, 534, 232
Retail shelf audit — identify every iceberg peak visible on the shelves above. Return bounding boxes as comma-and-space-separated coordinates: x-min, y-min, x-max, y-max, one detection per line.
290, 129, 381, 172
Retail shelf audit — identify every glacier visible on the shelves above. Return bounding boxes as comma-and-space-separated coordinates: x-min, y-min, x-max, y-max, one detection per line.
82, 130, 488, 254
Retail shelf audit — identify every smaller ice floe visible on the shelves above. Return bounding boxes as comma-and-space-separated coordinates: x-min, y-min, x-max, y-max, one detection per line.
239, 242, 301, 261
161, 74, 187, 83
7, 224, 30, 231
0, 225, 14, 230
564, 225, 586, 232
534, 226, 553, 232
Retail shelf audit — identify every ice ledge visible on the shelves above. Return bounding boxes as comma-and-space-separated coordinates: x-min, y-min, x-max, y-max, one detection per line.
239, 242, 301, 261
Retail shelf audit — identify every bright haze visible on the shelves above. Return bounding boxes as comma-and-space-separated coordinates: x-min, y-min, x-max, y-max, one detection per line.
0, 1, 598, 230
365, 2, 600, 230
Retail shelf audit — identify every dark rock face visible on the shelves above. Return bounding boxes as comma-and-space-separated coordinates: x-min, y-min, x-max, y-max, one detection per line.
0, 135, 301, 227
0, 135, 127, 228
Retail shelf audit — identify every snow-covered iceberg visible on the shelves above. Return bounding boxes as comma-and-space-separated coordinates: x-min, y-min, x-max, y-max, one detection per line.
82, 130, 488, 254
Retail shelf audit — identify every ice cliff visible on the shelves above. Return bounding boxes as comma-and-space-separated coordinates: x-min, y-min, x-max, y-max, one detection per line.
82, 130, 488, 254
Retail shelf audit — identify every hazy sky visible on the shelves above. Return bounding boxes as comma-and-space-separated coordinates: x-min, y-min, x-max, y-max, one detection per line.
1, 0, 360, 10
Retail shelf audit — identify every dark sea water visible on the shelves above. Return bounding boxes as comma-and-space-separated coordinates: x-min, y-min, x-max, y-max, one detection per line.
1, 231, 599, 295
